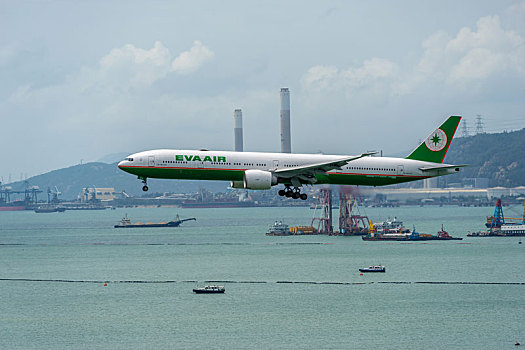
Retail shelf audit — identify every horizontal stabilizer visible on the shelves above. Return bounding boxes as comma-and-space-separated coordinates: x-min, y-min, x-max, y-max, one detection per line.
419, 164, 469, 172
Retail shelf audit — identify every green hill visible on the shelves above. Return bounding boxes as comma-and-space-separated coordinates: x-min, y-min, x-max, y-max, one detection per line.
444, 128, 525, 187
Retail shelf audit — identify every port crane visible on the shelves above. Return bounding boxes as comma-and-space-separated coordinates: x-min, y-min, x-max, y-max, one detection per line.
486, 198, 525, 228
0, 181, 42, 204
47, 186, 61, 203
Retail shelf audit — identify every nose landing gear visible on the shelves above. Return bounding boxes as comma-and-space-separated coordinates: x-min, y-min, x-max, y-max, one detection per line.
278, 185, 307, 200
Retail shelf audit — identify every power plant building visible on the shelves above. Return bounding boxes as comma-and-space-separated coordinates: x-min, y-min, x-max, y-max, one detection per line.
280, 88, 291, 153
234, 109, 243, 152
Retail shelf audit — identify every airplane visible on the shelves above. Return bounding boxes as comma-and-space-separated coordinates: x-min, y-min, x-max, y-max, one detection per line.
118, 116, 465, 200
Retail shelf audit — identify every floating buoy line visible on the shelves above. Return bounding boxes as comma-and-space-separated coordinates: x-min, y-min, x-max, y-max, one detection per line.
0, 278, 523, 286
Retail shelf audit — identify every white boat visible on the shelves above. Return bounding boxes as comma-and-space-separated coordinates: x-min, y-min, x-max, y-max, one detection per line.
359, 265, 386, 273
192, 285, 225, 294
266, 220, 291, 236
500, 223, 525, 236
373, 217, 410, 234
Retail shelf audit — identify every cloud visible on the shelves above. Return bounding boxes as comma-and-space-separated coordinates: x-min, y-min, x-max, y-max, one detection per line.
7, 40, 215, 113
302, 15, 525, 98
301, 65, 338, 91
342, 58, 399, 88
99, 41, 172, 87
418, 15, 524, 86
91, 40, 214, 89
4, 40, 217, 157
301, 58, 398, 95
172, 40, 215, 74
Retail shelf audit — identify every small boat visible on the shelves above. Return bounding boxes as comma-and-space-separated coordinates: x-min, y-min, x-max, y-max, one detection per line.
192, 285, 225, 294
266, 220, 291, 236
359, 265, 386, 273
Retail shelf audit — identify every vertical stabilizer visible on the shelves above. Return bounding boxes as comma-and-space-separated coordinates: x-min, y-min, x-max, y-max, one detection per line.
406, 116, 461, 163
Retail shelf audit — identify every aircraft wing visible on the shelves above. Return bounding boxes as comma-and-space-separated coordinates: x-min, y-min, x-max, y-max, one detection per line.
274, 152, 376, 185
419, 164, 469, 172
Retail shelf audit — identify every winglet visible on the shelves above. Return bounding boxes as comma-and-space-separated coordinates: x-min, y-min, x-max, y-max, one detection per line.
406, 116, 461, 163
361, 151, 378, 157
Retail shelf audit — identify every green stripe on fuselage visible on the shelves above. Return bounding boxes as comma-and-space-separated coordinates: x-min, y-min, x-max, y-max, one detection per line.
120, 166, 245, 181
120, 166, 426, 186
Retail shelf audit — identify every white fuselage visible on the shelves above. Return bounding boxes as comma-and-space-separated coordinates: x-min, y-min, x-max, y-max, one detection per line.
118, 149, 460, 187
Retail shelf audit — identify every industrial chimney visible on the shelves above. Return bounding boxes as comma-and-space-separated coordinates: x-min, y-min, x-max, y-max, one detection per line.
280, 88, 291, 153
234, 109, 243, 152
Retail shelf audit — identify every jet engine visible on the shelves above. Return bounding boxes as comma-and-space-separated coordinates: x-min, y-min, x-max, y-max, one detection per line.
230, 181, 245, 189
242, 170, 277, 190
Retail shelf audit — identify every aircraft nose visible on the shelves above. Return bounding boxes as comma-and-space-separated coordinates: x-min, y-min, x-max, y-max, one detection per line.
118, 160, 127, 168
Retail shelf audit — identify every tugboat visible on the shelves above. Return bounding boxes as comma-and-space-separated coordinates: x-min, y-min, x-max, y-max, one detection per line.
435, 225, 463, 240
266, 220, 291, 236
114, 214, 196, 228
192, 285, 225, 294
359, 265, 386, 273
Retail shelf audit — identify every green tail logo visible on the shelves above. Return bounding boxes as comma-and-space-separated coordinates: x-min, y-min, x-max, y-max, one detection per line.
406, 116, 461, 163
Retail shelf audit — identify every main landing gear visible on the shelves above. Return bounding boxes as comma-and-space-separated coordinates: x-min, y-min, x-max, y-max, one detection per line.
278, 185, 307, 200
139, 177, 148, 192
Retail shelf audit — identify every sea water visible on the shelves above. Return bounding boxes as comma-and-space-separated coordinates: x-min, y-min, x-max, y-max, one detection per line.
0, 206, 523, 349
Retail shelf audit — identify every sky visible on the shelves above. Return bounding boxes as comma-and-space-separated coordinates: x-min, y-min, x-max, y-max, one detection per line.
1, 0, 525, 182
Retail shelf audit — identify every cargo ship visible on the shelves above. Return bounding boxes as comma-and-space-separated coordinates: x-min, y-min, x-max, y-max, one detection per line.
0, 199, 27, 211
114, 214, 196, 228
0, 204, 26, 211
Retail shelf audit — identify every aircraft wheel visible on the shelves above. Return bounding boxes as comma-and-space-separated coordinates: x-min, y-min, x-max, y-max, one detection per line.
300, 193, 308, 200
142, 185, 149, 192
278, 189, 286, 196
285, 191, 293, 198
292, 192, 300, 199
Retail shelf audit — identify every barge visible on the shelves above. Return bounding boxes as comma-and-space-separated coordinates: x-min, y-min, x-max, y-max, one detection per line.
363, 225, 462, 241
114, 214, 196, 228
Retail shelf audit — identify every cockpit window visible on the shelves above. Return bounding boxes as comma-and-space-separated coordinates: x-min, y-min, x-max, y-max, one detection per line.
126, 158, 134, 161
